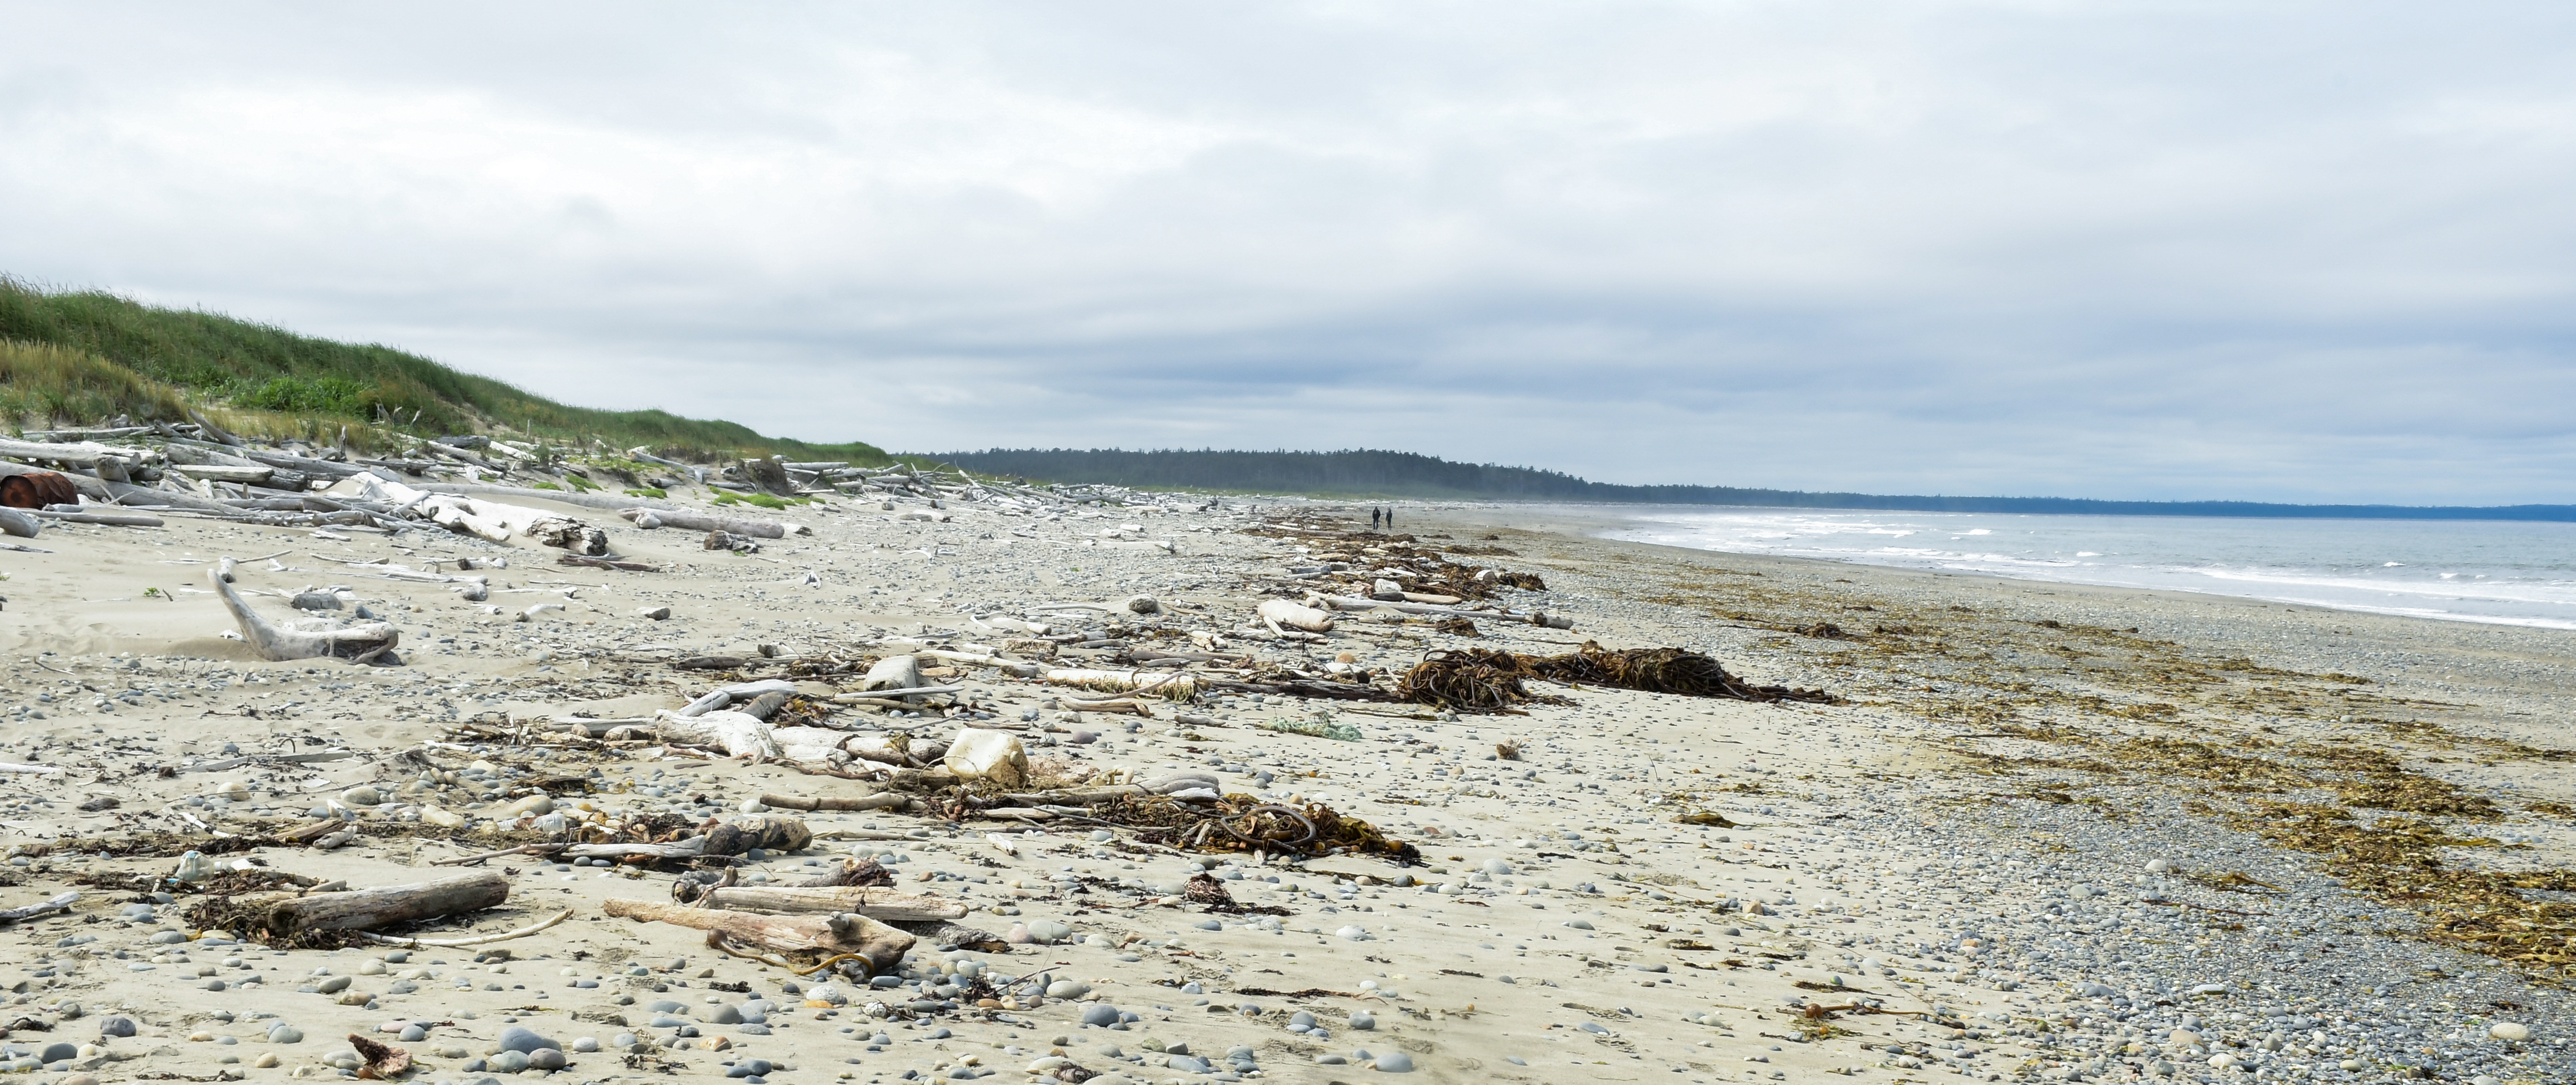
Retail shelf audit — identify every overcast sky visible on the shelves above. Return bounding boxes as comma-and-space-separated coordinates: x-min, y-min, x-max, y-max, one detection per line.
4, 2, 2573, 504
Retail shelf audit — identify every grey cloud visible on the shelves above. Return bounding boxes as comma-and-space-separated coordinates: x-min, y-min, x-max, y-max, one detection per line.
2, 1, 2573, 504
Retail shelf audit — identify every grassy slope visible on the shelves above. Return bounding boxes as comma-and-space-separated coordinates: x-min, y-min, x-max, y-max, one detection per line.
0, 276, 884, 460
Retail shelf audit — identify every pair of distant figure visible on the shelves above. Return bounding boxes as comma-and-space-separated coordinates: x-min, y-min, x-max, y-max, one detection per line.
1371, 506, 1394, 530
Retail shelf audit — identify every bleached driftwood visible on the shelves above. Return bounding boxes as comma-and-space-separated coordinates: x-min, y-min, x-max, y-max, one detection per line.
1043, 667, 1200, 699
1058, 697, 1157, 717
166, 463, 275, 485
0, 892, 80, 923
33, 510, 162, 527
620, 508, 796, 538
213, 558, 401, 663
601, 900, 915, 974
0, 438, 153, 470
757, 792, 912, 812
1258, 598, 1335, 632
653, 710, 780, 758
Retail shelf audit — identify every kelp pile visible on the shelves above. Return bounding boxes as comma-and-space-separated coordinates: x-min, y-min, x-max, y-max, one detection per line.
1398, 642, 1837, 713
1397, 649, 1564, 712
1090, 792, 1421, 864
1525, 642, 1838, 703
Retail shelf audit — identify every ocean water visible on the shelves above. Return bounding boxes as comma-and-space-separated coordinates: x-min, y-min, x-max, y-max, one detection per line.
1569, 505, 2576, 630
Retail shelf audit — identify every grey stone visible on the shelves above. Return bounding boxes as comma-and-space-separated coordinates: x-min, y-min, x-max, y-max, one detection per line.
1080, 1004, 1121, 1028
494, 1026, 559, 1054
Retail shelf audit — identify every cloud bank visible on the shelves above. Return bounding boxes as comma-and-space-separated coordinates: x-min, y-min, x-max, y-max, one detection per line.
3, 1, 2573, 503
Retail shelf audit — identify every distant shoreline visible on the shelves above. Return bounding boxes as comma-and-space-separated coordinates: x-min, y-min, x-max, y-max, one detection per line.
935, 447, 2576, 522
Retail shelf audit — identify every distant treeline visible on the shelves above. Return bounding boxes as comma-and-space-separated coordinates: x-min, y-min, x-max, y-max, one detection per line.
932, 448, 2576, 522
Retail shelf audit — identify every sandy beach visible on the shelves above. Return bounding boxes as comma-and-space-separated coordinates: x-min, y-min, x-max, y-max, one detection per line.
0, 486, 2564, 1085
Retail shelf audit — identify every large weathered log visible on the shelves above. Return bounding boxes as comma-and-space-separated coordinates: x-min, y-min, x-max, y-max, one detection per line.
410, 483, 675, 512
212, 871, 509, 942
167, 463, 275, 485
600, 900, 915, 974
0, 438, 151, 469
684, 886, 967, 922
212, 558, 401, 663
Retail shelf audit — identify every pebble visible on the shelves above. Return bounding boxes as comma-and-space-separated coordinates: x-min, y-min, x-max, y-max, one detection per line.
1046, 980, 1091, 999
1373, 1050, 1415, 1073
96, 1016, 135, 1038
2489, 1022, 2531, 1041
267, 1025, 303, 1044
1348, 1011, 1376, 1030
1079, 1004, 1121, 1027
494, 1026, 559, 1053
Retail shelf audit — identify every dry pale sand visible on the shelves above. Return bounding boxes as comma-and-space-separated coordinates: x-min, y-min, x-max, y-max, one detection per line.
0, 487, 2565, 1085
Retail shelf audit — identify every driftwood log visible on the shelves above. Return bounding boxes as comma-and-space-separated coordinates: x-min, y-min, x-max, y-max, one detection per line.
678, 886, 968, 921
621, 507, 792, 538
757, 792, 911, 812
0, 892, 79, 924
601, 900, 915, 974
213, 558, 401, 663
203, 871, 509, 943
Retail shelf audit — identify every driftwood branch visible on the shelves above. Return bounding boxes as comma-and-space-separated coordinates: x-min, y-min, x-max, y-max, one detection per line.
213, 558, 401, 663
0, 892, 79, 924
360, 908, 572, 948
680, 886, 967, 922
601, 899, 915, 974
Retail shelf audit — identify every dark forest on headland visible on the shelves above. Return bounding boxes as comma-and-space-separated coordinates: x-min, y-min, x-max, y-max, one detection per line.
934, 447, 2576, 522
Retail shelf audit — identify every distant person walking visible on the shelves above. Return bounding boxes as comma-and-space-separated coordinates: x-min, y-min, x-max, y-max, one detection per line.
1384, 507, 1395, 530
1371, 508, 1382, 529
